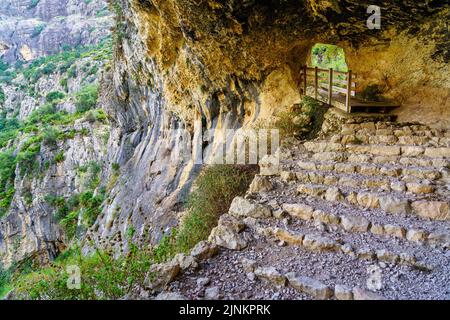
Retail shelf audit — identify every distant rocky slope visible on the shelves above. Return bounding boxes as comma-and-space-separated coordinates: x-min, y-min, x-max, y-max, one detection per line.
0, 0, 112, 63
0, 1, 112, 267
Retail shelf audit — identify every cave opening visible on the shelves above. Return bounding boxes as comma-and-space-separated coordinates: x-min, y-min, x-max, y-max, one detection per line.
309, 43, 348, 72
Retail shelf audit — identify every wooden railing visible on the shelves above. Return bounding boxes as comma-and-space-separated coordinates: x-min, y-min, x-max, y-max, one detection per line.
300, 65, 357, 112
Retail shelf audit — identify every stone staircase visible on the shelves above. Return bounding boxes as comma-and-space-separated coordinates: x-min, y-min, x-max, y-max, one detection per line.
161, 121, 450, 300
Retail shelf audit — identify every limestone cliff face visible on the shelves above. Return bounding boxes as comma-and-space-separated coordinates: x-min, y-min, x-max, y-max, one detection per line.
90, 0, 449, 253
1, 0, 449, 266
0, 0, 113, 62
0, 1, 112, 266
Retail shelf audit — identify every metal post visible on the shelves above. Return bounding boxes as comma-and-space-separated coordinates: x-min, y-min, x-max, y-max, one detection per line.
314, 67, 318, 100
346, 70, 352, 113
328, 68, 333, 105
303, 65, 307, 96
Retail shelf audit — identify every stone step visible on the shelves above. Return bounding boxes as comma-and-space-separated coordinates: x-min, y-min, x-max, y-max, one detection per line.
303, 141, 450, 158
294, 183, 450, 221
253, 264, 384, 300
299, 151, 449, 168
279, 202, 449, 248
331, 134, 450, 147
340, 122, 448, 136
293, 160, 446, 181
257, 226, 431, 271
282, 169, 448, 198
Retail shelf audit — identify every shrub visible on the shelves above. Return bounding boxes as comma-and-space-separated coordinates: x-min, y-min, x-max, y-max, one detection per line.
75, 84, 98, 113
27, 0, 40, 9
53, 150, 65, 163
13, 245, 152, 300
0, 116, 20, 148
45, 91, 65, 103
85, 109, 107, 123
59, 78, 68, 92
42, 127, 60, 146
0, 150, 16, 217
31, 24, 46, 38
275, 96, 322, 139
153, 164, 257, 262
0, 87, 5, 105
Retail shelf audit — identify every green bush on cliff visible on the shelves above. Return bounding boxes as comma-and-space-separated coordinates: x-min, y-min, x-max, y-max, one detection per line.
45, 91, 65, 103
75, 84, 99, 112
154, 164, 257, 262
0, 150, 17, 218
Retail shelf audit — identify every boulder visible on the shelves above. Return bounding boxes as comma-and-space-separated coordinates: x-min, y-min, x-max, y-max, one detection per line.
379, 196, 410, 214
376, 249, 399, 264
424, 147, 450, 158
313, 210, 340, 225
254, 267, 286, 287
406, 229, 427, 242
190, 241, 219, 260
324, 187, 344, 202
286, 273, 333, 299
340, 215, 370, 233
353, 287, 386, 300
248, 175, 273, 193
356, 247, 375, 260
383, 224, 406, 239
273, 228, 304, 246
280, 171, 297, 183
334, 284, 353, 300
356, 192, 380, 209
282, 203, 314, 220
406, 183, 434, 194
370, 224, 385, 235
259, 154, 280, 175
411, 201, 449, 220
205, 286, 221, 300
229, 197, 272, 218
208, 215, 247, 250
302, 234, 338, 252
173, 253, 198, 271
145, 260, 181, 292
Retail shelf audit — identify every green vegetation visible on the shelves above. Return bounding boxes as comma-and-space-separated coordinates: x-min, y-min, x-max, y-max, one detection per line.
9, 244, 152, 300
27, 0, 40, 9
2, 164, 256, 299
75, 84, 99, 112
0, 86, 5, 104
31, 24, 46, 38
20, 38, 112, 85
45, 91, 65, 103
0, 258, 35, 298
0, 150, 16, 218
275, 96, 322, 139
311, 43, 348, 72
359, 84, 385, 102
44, 161, 104, 239
153, 164, 257, 262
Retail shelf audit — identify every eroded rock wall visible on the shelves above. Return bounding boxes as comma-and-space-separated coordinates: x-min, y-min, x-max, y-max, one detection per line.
92, 0, 449, 252
0, 0, 113, 62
